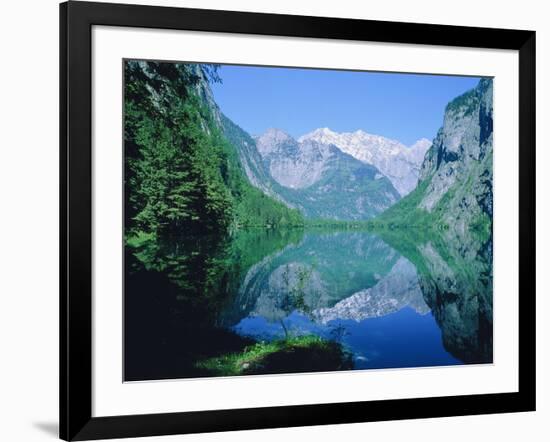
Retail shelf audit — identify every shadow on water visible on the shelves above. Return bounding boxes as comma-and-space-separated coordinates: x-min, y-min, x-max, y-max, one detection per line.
125, 225, 492, 380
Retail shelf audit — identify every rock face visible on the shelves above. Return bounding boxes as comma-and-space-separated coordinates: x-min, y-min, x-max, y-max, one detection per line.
299, 128, 431, 196
256, 129, 334, 189
253, 128, 400, 220
379, 79, 493, 243
418, 78, 493, 231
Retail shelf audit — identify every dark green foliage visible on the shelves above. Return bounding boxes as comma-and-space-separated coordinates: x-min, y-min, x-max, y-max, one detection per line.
124, 60, 303, 240
125, 61, 232, 237
373, 176, 437, 228
234, 187, 303, 228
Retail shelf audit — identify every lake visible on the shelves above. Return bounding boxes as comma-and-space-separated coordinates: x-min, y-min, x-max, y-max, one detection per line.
124, 228, 492, 381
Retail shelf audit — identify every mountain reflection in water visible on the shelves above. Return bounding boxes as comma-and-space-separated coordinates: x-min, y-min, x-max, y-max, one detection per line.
124, 228, 492, 381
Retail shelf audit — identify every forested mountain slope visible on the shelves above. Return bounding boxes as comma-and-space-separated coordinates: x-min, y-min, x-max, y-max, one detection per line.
124, 61, 303, 239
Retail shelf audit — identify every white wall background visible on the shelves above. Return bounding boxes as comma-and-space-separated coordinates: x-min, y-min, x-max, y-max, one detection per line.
0, 0, 546, 441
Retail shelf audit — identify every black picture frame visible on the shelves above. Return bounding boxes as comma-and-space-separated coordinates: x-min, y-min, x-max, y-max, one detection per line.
60, 1, 536, 440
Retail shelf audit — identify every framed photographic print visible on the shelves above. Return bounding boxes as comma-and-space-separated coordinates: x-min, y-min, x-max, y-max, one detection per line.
60, 1, 536, 440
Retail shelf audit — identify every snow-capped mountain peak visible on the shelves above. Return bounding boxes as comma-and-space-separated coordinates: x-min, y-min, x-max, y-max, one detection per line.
299, 128, 431, 196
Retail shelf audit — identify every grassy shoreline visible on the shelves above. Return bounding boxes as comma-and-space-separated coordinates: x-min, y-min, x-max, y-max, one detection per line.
195, 335, 353, 376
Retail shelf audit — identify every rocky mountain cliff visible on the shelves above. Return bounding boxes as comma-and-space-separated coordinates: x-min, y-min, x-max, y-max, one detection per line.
418, 78, 493, 232
378, 78, 493, 235
299, 128, 431, 196
256, 129, 333, 189
253, 128, 400, 220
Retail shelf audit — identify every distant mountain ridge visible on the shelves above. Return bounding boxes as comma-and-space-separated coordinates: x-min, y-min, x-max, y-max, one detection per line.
299, 128, 431, 196
252, 128, 401, 220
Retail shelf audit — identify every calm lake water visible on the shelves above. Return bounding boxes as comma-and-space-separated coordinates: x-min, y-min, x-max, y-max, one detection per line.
125, 229, 492, 381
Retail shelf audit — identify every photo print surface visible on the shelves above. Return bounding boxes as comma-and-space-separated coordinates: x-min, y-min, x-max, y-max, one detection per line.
123, 60, 493, 381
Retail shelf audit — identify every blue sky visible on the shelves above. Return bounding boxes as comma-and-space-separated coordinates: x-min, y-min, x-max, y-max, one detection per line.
210, 64, 481, 146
